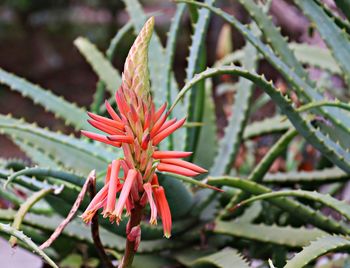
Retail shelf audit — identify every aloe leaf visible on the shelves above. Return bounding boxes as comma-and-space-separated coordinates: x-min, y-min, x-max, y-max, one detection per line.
290, 43, 341, 74
238, 0, 350, 136
194, 247, 250, 268
0, 68, 91, 131
11, 138, 62, 169
216, 43, 342, 74
220, 129, 297, 218
208, 176, 349, 234
214, 49, 245, 67
215, 220, 325, 247
0, 114, 116, 173
161, 172, 220, 192
132, 255, 176, 267
164, 4, 187, 151
235, 202, 262, 223
170, 66, 350, 174
185, 0, 214, 155
294, 0, 350, 86
211, 32, 257, 175
296, 100, 350, 114
243, 116, 291, 140
0, 223, 58, 268
91, 22, 133, 113
284, 235, 350, 268
185, 0, 214, 79
176, 0, 350, 134
264, 167, 348, 184
158, 173, 194, 219
74, 37, 122, 95
249, 129, 297, 182
239, 189, 350, 222
238, 0, 308, 82
192, 80, 218, 169
162, 3, 186, 101
334, 0, 350, 21
0, 182, 51, 214
5, 167, 87, 189
314, 0, 350, 35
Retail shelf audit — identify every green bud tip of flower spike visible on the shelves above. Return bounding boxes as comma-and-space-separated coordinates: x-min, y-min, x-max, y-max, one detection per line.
122, 16, 154, 99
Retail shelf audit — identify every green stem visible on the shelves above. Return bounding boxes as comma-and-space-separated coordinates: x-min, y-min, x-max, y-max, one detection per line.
0, 223, 58, 268
10, 188, 54, 246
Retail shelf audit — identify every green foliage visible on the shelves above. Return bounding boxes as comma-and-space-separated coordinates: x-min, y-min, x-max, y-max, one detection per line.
2, 0, 350, 267
0, 68, 91, 131
0, 223, 59, 268
285, 235, 350, 268
211, 32, 257, 175
294, 0, 350, 86
215, 220, 325, 247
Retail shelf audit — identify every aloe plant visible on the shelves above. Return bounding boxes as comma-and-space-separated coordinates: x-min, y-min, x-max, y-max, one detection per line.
1, 0, 350, 267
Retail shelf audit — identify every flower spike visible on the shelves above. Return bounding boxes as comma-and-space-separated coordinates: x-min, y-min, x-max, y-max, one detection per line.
79, 17, 211, 265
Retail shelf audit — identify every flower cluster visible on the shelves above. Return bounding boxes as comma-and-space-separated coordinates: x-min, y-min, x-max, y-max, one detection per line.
80, 17, 207, 239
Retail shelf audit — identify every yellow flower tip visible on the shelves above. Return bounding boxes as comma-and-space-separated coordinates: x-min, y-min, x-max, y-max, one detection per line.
80, 211, 94, 224
150, 218, 157, 225
164, 232, 171, 239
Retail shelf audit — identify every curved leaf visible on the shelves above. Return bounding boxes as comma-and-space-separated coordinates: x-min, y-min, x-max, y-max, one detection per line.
177, 247, 250, 268
238, 189, 350, 222
290, 44, 341, 74
74, 37, 121, 95
294, 0, 350, 86
211, 33, 257, 175
0, 114, 116, 173
243, 116, 290, 140
194, 248, 250, 268
170, 66, 350, 174
0, 68, 90, 131
215, 220, 325, 247
176, 0, 350, 134
0, 223, 58, 268
208, 176, 349, 234
264, 167, 348, 184
192, 81, 218, 169
284, 235, 350, 268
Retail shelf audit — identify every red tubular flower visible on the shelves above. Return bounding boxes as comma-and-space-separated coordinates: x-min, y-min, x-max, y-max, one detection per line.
103, 159, 121, 218
153, 186, 172, 238
141, 183, 157, 225
81, 17, 208, 242
152, 151, 192, 159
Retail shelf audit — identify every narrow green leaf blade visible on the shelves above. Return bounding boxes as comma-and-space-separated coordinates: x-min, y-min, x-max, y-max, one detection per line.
211, 35, 257, 175
0, 68, 90, 131
194, 248, 250, 268
0, 223, 58, 268
215, 220, 325, 247
171, 65, 350, 174
294, 0, 350, 86
284, 235, 350, 268
74, 37, 122, 95
239, 189, 350, 222
334, 0, 350, 21
0, 115, 116, 173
